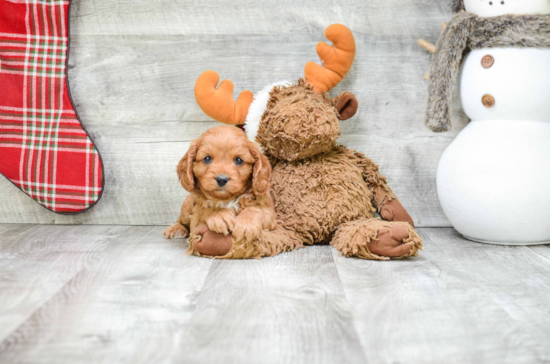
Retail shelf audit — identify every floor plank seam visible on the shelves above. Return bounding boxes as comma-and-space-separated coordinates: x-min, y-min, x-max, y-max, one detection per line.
328, 249, 370, 362
0, 255, 99, 354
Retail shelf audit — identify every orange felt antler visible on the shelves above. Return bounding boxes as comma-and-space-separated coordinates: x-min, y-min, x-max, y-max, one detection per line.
194, 71, 254, 125
304, 24, 356, 93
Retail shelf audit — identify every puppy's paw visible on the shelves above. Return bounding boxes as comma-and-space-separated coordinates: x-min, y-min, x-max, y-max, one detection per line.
233, 220, 262, 242
163, 223, 189, 239
206, 212, 235, 236
266, 218, 277, 231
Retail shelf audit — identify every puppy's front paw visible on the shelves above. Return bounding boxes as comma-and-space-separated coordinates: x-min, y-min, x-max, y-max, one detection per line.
163, 223, 189, 239
233, 223, 262, 242
206, 212, 235, 236
233, 208, 274, 242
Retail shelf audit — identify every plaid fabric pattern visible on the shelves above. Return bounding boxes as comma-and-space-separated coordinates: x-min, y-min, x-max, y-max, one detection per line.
0, 0, 104, 213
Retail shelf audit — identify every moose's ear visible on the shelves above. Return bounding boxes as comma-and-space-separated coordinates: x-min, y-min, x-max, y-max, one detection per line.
335, 92, 358, 120
177, 139, 199, 192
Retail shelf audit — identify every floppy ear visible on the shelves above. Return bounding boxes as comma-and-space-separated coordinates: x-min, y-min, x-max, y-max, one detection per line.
248, 141, 272, 196
177, 140, 199, 192
334, 92, 358, 120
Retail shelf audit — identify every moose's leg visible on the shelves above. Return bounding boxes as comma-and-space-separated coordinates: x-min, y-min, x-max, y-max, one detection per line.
188, 224, 305, 259
331, 218, 423, 260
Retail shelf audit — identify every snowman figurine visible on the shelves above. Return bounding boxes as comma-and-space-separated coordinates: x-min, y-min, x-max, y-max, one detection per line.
424, 0, 550, 244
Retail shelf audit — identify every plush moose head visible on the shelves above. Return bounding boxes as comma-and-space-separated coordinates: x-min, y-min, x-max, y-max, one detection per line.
194, 24, 358, 162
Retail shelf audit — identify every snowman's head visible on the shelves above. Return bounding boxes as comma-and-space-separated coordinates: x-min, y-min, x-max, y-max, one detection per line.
455, 0, 550, 17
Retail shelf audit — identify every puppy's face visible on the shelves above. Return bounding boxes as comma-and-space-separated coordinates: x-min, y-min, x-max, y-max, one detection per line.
193, 127, 254, 200
178, 126, 271, 201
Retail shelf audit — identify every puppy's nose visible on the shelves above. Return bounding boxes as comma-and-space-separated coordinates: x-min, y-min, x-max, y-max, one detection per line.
215, 175, 230, 187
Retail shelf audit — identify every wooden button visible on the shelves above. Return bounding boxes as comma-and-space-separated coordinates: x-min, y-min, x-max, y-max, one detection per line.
482, 94, 495, 108
481, 55, 494, 68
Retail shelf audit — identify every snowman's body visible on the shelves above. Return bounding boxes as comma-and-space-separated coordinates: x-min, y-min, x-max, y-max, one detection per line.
437, 1, 550, 244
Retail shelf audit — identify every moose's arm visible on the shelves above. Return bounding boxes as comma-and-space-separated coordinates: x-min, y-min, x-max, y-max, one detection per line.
353, 151, 415, 228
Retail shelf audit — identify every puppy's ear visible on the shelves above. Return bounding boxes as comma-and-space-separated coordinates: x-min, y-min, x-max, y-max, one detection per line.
178, 140, 199, 192
248, 141, 271, 196
334, 91, 358, 120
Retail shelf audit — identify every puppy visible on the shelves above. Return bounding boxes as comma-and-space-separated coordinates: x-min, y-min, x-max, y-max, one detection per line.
163, 125, 276, 256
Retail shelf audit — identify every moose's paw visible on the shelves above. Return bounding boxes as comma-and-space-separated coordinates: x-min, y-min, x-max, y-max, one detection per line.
332, 218, 422, 260
193, 225, 233, 257
380, 200, 415, 228
369, 224, 415, 258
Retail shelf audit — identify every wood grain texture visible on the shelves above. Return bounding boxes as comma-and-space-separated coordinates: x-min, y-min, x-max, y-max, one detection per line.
0, 224, 127, 342
1, 225, 550, 363
179, 245, 366, 364
0, 225, 212, 363
333, 228, 550, 364
0, 0, 467, 226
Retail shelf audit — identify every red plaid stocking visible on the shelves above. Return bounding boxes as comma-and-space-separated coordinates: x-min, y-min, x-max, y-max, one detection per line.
0, 0, 104, 214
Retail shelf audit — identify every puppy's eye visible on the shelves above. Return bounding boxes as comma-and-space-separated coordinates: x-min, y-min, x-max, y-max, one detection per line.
235, 157, 244, 165
203, 156, 212, 164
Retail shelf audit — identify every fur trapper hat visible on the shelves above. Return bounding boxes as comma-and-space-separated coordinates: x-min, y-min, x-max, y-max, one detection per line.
453, 0, 464, 12
426, 12, 550, 132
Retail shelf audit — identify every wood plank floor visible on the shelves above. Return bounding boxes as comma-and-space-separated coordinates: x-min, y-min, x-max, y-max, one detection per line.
0, 225, 549, 364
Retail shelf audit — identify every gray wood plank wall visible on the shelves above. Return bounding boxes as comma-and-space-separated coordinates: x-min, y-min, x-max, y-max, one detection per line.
0, 0, 468, 226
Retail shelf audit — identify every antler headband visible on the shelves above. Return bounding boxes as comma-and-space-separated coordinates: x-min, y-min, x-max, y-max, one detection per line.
194, 71, 254, 125
304, 24, 356, 93
194, 24, 356, 124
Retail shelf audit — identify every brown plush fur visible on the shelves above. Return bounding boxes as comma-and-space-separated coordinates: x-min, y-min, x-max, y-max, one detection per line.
426, 12, 550, 132
163, 126, 276, 254
256, 79, 342, 161
191, 81, 423, 260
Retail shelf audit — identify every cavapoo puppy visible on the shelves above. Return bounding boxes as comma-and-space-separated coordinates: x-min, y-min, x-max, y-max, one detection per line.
163, 125, 276, 257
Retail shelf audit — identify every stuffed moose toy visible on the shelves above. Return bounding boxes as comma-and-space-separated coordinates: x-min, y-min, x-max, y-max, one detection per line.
185, 24, 423, 260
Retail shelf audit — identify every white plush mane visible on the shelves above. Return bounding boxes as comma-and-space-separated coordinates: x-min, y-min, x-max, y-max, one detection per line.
245, 80, 291, 143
